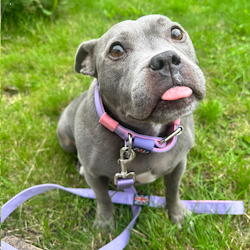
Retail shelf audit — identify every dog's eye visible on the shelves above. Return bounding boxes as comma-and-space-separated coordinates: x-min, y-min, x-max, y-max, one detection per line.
110, 44, 125, 58
171, 28, 183, 40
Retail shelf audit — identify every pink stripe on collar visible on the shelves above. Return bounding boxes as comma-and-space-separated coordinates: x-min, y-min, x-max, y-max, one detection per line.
99, 112, 119, 132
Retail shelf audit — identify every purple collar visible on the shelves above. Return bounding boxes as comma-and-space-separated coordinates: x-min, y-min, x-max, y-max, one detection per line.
95, 83, 183, 153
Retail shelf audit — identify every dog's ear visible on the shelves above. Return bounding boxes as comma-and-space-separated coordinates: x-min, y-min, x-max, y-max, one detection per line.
75, 39, 98, 77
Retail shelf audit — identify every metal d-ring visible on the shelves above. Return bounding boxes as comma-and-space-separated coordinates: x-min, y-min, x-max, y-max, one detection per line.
159, 126, 184, 145
123, 133, 133, 158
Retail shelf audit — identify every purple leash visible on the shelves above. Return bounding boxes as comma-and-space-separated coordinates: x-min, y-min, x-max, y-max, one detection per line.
1, 183, 244, 250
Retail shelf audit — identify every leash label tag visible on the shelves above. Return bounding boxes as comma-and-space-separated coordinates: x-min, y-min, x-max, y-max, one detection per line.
133, 147, 150, 154
134, 194, 150, 206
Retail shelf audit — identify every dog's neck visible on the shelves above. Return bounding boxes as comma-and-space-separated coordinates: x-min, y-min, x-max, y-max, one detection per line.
94, 83, 182, 153
102, 103, 168, 137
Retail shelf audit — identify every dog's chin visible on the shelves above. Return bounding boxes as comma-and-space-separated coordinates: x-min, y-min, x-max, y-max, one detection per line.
145, 94, 199, 124
125, 95, 199, 124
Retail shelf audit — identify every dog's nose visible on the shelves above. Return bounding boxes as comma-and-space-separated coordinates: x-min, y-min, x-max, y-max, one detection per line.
149, 51, 181, 72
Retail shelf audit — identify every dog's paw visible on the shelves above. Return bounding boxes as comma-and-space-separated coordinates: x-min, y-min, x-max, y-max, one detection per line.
167, 200, 191, 225
186, 219, 195, 233
167, 201, 195, 232
93, 215, 115, 232
175, 217, 195, 233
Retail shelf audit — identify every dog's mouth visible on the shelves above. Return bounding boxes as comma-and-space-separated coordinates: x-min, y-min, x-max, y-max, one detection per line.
152, 84, 197, 111
126, 68, 205, 123
161, 86, 193, 101
142, 85, 199, 123
155, 93, 196, 111
127, 91, 197, 123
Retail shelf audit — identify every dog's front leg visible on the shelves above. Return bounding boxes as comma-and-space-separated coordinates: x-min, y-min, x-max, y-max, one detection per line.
84, 173, 114, 230
164, 158, 190, 225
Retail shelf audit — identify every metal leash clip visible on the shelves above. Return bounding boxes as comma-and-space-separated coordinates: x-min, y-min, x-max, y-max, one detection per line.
114, 134, 136, 185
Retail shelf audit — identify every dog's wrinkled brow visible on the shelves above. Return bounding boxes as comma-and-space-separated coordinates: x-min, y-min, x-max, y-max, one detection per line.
102, 28, 139, 48
112, 31, 131, 41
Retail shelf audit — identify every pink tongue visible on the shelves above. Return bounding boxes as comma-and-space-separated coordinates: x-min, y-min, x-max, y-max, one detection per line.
161, 86, 193, 101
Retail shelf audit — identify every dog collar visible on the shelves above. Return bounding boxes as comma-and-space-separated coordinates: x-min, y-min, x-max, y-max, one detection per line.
94, 83, 183, 153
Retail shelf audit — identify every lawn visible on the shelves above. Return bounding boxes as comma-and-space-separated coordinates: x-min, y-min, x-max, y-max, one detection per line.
1, 0, 250, 249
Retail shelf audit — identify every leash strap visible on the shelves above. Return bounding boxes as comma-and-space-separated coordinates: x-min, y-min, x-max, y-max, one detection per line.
1, 184, 244, 249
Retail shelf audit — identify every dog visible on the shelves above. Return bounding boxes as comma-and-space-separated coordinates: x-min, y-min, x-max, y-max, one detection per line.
57, 15, 206, 229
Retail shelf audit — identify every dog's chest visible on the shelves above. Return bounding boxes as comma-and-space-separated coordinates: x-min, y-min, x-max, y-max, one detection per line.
136, 171, 158, 183
126, 151, 180, 184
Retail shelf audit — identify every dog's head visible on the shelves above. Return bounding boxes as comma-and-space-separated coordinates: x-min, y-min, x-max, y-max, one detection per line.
75, 15, 206, 124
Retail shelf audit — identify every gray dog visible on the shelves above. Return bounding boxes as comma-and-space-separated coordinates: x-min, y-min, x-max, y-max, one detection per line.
57, 15, 206, 229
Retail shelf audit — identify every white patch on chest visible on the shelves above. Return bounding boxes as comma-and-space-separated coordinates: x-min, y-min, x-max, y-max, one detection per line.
136, 171, 158, 184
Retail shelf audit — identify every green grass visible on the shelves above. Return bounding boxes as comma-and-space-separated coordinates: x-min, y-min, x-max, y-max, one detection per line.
1, 0, 250, 249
